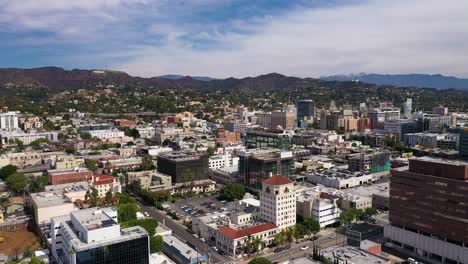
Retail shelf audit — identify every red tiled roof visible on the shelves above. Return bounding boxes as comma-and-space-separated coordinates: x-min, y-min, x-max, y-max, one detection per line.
217, 222, 277, 239
262, 175, 293, 185
92, 174, 115, 185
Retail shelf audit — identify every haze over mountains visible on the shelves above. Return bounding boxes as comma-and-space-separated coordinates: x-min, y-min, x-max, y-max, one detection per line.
1, 67, 468, 93
321, 73, 468, 90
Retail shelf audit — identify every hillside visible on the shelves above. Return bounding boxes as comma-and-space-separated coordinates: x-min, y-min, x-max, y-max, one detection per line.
321, 73, 468, 90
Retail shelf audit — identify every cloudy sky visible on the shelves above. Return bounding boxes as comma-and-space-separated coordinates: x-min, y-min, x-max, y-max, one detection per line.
1, 0, 467, 78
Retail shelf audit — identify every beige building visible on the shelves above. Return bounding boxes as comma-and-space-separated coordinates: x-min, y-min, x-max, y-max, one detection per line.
127, 170, 172, 192
54, 155, 85, 169
210, 176, 296, 257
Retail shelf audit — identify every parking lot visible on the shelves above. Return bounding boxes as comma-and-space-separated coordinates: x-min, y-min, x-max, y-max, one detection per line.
163, 196, 227, 221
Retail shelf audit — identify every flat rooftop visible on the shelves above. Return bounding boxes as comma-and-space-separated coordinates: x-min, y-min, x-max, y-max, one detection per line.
322, 246, 389, 264
413, 156, 468, 167
158, 151, 203, 161
342, 182, 389, 198
30, 191, 73, 208
72, 208, 118, 231
53, 208, 148, 251
310, 167, 371, 179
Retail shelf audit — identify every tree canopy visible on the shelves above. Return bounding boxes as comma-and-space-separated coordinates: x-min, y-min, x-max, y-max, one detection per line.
150, 235, 164, 253
220, 183, 246, 201
118, 203, 139, 222
6, 173, 27, 193
249, 257, 272, 264
0, 165, 17, 180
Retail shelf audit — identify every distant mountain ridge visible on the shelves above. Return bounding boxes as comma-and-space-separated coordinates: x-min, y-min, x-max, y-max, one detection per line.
320, 73, 468, 90
0, 67, 314, 93
1, 67, 468, 95
158, 74, 219, 81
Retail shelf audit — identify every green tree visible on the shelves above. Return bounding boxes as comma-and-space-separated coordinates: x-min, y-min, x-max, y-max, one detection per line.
162, 138, 172, 146
85, 159, 98, 171
249, 257, 272, 264
220, 183, 246, 201
0, 165, 17, 180
365, 207, 378, 216
150, 235, 164, 253
124, 128, 140, 138
303, 217, 321, 236
15, 139, 25, 150
121, 218, 158, 236
141, 155, 155, 171
118, 203, 139, 222
30, 256, 46, 264
6, 173, 28, 193
29, 176, 49, 193
80, 132, 92, 139
206, 146, 216, 156
104, 190, 113, 206
117, 192, 136, 204
65, 145, 76, 154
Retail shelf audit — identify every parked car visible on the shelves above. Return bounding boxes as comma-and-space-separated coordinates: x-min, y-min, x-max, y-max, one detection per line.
301, 246, 309, 251
329, 234, 336, 239
200, 238, 206, 243
212, 246, 219, 252
193, 234, 199, 238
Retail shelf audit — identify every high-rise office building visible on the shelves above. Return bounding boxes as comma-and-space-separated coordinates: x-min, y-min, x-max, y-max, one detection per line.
403, 98, 412, 118
297, 100, 315, 120
51, 207, 150, 264
245, 129, 291, 149
0, 111, 19, 131
385, 157, 468, 263
271, 111, 295, 129
459, 127, 468, 159
433, 105, 449, 116
224, 121, 247, 134
260, 175, 296, 229
238, 149, 294, 190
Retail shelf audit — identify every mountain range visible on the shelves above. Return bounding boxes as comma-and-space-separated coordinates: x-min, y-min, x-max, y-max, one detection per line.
158, 74, 218, 81
1, 67, 468, 93
0, 67, 315, 94
320, 73, 468, 90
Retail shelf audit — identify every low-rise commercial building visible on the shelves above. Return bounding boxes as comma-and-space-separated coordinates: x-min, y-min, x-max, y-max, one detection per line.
30, 181, 89, 225
47, 167, 93, 185
157, 151, 209, 183
306, 168, 375, 189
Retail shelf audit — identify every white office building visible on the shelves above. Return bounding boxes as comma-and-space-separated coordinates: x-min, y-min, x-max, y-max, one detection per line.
50, 207, 150, 264
0, 111, 19, 131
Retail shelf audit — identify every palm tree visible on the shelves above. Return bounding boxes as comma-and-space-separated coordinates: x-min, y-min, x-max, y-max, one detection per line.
251, 237, 262, 254
285, 227, 294, 246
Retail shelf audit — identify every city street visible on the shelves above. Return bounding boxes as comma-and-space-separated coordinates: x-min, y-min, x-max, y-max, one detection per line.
139, 202, 234, 264
262, 233, 347, 264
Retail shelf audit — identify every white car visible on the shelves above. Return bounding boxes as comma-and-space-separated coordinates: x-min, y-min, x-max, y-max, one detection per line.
329, 234, 336, 239
193, 234, 199, 238
212, 246, 219, 252
301, 246, 309, 251
200, 238, 206, 243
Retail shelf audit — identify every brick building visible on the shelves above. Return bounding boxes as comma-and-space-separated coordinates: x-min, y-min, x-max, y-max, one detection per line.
47, 167, 93, 185
385, 157, 468, 263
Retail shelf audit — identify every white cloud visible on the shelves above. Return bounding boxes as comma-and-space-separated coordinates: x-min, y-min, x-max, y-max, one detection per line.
1, 0, 467, 78
115, 0, 468, 78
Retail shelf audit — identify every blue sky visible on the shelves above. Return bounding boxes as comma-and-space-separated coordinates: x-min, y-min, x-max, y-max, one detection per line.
1, 0, 467, 78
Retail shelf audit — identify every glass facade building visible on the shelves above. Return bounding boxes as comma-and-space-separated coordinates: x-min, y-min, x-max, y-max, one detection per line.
76, 237, 149, 264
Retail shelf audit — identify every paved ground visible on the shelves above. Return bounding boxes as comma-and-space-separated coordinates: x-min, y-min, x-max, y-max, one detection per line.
139, 201, 233, 264
260, 233, 347, 264
166, 196, 226, 221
